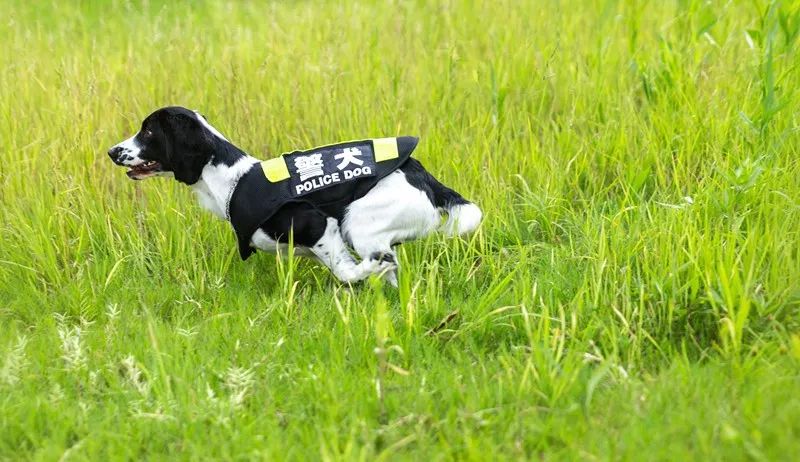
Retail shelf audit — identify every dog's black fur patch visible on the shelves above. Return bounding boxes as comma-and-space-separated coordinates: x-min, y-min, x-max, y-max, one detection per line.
399, 158, 470, 208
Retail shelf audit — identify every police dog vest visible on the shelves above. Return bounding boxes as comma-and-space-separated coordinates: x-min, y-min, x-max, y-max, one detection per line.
228, 136, 418, 260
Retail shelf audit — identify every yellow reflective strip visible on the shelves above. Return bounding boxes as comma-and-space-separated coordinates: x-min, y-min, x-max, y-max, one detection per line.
373, 137, 399, 162
261, 157, 290, 182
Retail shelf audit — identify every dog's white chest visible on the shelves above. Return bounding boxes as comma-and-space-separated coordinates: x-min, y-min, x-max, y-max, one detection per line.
192, 179, 227, 219
250, 230, 312, 257
250, 230, 283, 252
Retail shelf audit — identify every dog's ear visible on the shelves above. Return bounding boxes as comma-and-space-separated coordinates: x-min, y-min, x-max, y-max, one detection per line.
166, 113, 215, 185
172, 147, 211, 185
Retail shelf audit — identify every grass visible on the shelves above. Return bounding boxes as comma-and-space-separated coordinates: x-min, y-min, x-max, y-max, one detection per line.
1, 0, 799, 459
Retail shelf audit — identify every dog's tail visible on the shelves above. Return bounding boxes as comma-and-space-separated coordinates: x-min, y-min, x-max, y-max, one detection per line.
428, 173, 482, 236
440, 201, 482, 236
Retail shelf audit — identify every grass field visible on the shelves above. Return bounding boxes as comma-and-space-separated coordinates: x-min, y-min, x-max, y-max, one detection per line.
1, 0, 799, 459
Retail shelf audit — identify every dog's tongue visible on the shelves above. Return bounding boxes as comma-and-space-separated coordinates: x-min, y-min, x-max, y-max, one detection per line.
126, 161, 160, 179
130, 161, 159, 173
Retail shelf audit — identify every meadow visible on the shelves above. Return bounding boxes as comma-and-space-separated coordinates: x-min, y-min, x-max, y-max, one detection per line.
1, 0, 799, 459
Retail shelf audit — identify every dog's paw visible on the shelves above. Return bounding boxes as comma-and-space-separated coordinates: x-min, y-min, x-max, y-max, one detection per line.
383, 270, 399, 288
367, 252, 397, 274
370, 251, 396, 264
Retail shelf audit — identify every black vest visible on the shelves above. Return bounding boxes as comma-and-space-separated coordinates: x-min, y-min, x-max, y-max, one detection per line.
227, 136, 418, 260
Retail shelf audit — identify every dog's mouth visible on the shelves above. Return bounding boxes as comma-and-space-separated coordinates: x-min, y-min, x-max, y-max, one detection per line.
126, 160, 162, 179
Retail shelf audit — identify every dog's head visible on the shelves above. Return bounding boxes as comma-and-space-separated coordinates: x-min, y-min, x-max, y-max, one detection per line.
107, 106, 227, 185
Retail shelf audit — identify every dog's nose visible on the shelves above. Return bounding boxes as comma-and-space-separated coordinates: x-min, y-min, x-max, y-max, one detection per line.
108, 146, 123, 160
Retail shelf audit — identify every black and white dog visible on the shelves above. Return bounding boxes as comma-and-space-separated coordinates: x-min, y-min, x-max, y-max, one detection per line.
108, 106, 481, 285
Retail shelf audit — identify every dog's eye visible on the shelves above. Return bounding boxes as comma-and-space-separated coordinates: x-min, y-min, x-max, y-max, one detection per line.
142, 129, 153, 137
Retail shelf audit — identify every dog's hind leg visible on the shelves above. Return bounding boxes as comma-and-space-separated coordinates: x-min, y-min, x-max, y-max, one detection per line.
310, 218, 397, 284
342, 171, 443, 288
347, 238, 399, 287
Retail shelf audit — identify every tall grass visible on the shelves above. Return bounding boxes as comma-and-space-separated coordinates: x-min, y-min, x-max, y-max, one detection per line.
1, 0, 799, 459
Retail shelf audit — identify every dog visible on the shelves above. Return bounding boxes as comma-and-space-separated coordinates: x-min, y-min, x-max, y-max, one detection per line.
108, 106, 481, 285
